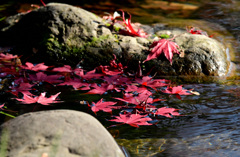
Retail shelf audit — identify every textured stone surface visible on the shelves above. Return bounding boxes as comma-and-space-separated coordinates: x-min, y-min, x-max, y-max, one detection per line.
154, 29, 229, 76
0, 110, 124, 157
0, 3, 230, 77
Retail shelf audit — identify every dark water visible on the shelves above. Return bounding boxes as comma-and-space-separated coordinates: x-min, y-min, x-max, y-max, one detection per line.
0, 0, 240, 157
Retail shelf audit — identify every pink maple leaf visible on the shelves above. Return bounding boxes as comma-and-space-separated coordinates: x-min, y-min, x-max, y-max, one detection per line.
86, 83, 119, 95
57, 78, 89, 90
135, 76, 169, 89
155, 107, 181, 118
91, 98, 118, 113
29, 72, 63, 84
0, 104, 4, 110
79, 69, 104, 80
21, 62, 49, 71
52, 65, 73, 73
162, 86, 192, 95
0, 53, 18, 61
162, 85, 192, 99
15, 92, 61, 105
9, 82, 34, 96
144, 39, 180, 64
124, 84, 147, 93
109, 112, 152, 127
114, 90, 153, 105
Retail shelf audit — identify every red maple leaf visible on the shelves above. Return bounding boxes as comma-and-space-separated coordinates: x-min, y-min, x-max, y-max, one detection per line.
52, 65, 73, 73
29, 72, 63, 84
0, 104, 4, 110
15, 92, 61, 105
109, 112, 152, 127
0, 53, 18, 61
110, 10, 148, 38
144, 39, 179, 64
57, 78, 89, 90
21, 62, 49, 71
78, 69, 104, 80
86, 83, 120, 95
154, 107, 181, 118
9, 82, 34, 96
114, 90, 159, 106
187, 27, 208, 36
90, 98, 118, 113
162, 86, 192, 95
135, 76, 169, 89
162, 85, 192, 99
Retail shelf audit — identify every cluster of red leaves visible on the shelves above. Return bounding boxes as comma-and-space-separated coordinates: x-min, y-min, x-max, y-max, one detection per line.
104, 10, 181, 64
0, 52, 197, 127
103, 10, 148, 38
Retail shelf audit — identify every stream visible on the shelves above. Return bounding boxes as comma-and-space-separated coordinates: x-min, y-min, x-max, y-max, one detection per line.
0, 0, 240, 157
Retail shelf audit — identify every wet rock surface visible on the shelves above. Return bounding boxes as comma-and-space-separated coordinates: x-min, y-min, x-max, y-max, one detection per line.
0, 110, 125, 157
0, 3, 230, 76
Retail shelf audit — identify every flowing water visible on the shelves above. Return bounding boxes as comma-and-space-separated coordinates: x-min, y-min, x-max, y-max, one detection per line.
1, 0, 240, 156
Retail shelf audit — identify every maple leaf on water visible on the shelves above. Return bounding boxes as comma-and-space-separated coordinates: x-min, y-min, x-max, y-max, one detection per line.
0, 53, 18, 61
86, 83, 120, 95
109, 112, 152, 127
29, 72, 63, 84
114, 90, 152, 105
52, 65, 73, 73
57, 78, 89, 90
154, 107, 181, 118
162, 85, 192, 99
15, 92, 61, 105
90, 98, 118, 113
162, 85, 192, 95
9, 82, 34, 96
21, 62, 49, 71
0, 104, 4, 110
144, 39, 180, 64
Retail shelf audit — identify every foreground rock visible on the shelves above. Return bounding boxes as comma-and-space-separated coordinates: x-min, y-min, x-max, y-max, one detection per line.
0, 3, 230, 76
0, 110, 125, 157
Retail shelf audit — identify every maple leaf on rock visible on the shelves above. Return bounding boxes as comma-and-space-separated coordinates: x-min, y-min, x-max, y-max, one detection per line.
186, 27, 211, 37
154, 107, 181, 118
15, 92, 61, 105
107, 10, 148, 38
91, 98, 118, 113
144, 39, 180, 64
109, 112, 152, 127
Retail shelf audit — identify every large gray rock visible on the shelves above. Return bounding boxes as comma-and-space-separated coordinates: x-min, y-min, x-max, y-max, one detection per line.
152, 29, 229, 76
0, 3, 149, 69
0, 3, 230, 77
0, 110, 125, 157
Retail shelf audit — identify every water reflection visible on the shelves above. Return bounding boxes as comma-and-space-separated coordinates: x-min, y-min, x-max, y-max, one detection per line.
116, 84, 240, 156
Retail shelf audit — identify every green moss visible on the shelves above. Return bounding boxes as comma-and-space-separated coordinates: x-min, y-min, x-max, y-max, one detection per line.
43, 34, 117, 67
